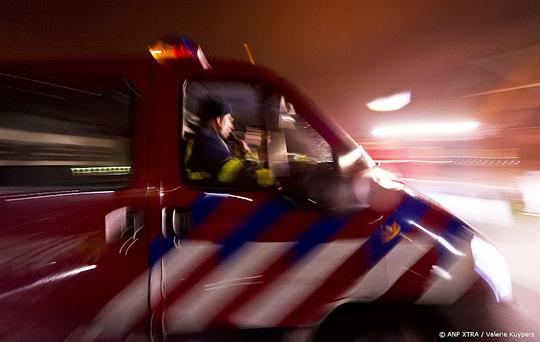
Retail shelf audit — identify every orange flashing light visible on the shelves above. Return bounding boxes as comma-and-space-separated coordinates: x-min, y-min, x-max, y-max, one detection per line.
148, 37, 212, 69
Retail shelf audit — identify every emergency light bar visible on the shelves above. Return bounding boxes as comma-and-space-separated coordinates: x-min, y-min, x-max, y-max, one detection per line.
148, 37, 212, 70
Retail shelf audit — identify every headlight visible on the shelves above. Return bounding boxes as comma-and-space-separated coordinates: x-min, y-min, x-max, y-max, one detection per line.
471, 236, 513, 303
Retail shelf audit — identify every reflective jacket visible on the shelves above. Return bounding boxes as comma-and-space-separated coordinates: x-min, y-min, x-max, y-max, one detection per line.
185, 127, 273, 186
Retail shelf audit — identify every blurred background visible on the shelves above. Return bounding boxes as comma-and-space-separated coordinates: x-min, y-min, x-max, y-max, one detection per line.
1, 0, 539, 337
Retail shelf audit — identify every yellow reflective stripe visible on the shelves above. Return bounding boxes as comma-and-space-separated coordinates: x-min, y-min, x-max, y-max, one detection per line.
186, 169, 211, 180
185, 139, 194, 163
256, 168, 274, 186
70, 166, 131, 175
217, 158, 243, 183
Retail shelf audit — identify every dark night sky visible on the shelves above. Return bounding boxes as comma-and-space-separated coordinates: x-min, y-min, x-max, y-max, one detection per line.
1, 0, 539, 137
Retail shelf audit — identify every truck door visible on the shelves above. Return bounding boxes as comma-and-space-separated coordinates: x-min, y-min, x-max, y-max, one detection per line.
0, 68, 150, 341
153, 74, 386, 338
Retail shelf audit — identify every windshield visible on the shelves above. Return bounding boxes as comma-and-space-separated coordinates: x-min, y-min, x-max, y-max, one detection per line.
272, 75, 374, 171
301, 100, 375, 172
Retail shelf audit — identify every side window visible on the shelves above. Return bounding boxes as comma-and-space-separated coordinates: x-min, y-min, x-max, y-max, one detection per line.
0, 72, 134, 189
181, 80, 270, 189
180, 82, 334, 190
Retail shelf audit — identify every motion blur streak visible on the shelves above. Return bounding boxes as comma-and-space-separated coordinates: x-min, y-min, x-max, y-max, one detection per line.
424, 193, 513, 226
204, 275, 264, 291
167, 242, 291, 331
345, 234, 435, 299
464, 81, 540, 97
0, 265, 96, 300
372, 121, 479, 138
338, 145, 374, 169
204, 192, 254, 202
230, 240, 363, 328
408, 221, 465, 257
6, 191, 115, 202
401, 178, 519, 192
432, 265, 452, 280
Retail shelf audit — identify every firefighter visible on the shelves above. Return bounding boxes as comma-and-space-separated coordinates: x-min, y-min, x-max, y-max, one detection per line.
185, 97, 273, 187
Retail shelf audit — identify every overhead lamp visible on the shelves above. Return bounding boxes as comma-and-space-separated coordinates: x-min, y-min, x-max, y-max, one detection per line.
367, 91, 411, 112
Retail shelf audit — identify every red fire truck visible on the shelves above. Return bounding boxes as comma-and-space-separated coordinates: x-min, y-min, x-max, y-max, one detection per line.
0, 38, 512, 341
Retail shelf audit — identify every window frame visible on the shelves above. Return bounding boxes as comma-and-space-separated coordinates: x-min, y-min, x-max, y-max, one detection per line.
179, 77, 339, 193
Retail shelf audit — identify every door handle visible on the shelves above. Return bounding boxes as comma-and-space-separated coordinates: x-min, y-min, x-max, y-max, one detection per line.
161, 208, 192, 239
105, 207, 144, 242
105, 207, 144, 255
